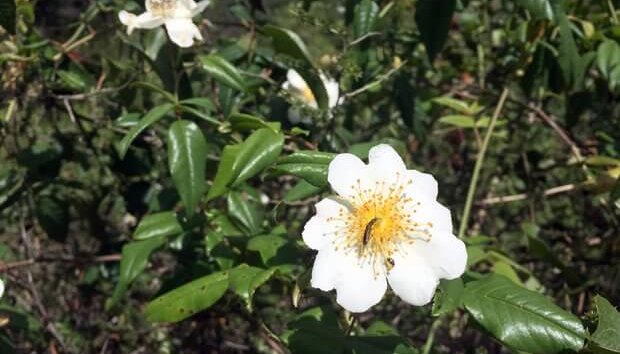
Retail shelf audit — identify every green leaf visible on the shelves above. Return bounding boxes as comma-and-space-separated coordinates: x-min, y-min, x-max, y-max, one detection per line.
167, 120, 208, 217
432, 96, 481, 115
133, 212, 183, 240
227, 191, 264, 236
229, 113, 280, 132
207, 145, 241, 201
231, 128, 285, 187
57, 70, 91, 91
200, 54, 246, 92
0, 0, 16, 34
597, 40, 620, 79
353, 0, 380, 38
247, 234, 300, 268
463, 275, 586, 354
590, 295, 620, 354
108, 236, 167, 308
262, 24, 314, 64
228, 264, 276, 310
415, 0, 456, 62
516, 0, 554, 20
274, 151, 335, 187
438, 115, 476, 128
144, 271, 229, 323
281, 306, 346, 354
262, 25, 330, 110
118, 103, 175, 159
284, 180, 324, 202
552, 0, 584, 90
35, 195, 69, 242
432, 278, 464, 316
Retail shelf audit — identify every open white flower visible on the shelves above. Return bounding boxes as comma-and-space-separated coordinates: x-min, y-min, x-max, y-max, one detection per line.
118, 0, 210, 48
282, 69, 340, 124
302, 144, 467, 312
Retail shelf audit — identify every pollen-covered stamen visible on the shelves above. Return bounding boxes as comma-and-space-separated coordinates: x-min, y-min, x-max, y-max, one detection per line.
323, 172, 434, 277
146, 0, 177, 17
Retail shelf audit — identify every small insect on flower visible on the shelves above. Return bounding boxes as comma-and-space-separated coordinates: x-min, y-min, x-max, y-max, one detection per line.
302, 144, 467, 312
118, 0, 210, 48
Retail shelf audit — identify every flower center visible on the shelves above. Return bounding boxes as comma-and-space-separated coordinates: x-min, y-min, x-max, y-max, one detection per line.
146, 0, 177, 17
326, 172, 433, 276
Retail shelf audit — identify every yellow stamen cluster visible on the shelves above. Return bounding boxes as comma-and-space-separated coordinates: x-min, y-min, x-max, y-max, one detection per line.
147, 0, 176, 17
325, 172, 432, 277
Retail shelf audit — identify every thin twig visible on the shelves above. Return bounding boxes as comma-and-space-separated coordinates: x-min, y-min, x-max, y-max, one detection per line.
422, 318, 442, 354
0, 254, 122, 272
477, 183, 577, 206
458, 87, 510, 239
344, 61, 407, 99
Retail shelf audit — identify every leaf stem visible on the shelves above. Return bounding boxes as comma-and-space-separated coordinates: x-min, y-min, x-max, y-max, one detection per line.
422, 318, 442, 354
457, 87, 509, 239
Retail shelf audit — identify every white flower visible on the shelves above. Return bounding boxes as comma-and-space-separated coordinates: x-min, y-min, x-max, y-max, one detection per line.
0, 278, 4, 299
302, 144, 467, 312
282, 69, 340, 124
118, 0, 210, 48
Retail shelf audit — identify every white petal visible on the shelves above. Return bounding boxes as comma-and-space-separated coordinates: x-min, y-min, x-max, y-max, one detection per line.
302, 197, 349, 250
0, 278, 4, 298
388, 250, 439, 306
405, 169, 438, 201
413, 233, 467, 279
311, 245, 387, 312
323, 77, 340, 108
286, 69, 308, 90
328, 153, 372, 199
191, 0, 210, 16
164, 18, 202, 47
367, 144, 407, 184
411, 198, 453, 234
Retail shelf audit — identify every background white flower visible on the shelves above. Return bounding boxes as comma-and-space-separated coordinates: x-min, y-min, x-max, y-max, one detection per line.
302, 144, 467, 312
118, 0, 210, 48
0, 278, 4, 299
282, 69, 340, 124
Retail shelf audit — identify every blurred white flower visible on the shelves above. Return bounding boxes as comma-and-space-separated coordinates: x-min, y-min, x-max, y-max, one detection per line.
302, 144, 467, 312
118, 0, 210, 48
282, 69, 340, 124
0, 278, 4, 299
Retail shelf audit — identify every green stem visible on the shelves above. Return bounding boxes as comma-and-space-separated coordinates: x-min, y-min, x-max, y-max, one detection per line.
457, 87, 509, 239
422, 318, 442, 354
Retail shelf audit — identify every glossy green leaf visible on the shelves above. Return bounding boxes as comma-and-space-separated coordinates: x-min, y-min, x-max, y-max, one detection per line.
415, 0, 456, 62
274, 151, 335, 187
115, 113, 141, 128
432, 278, 464, 316
432, 96, 481, 115
263, 25, 314, 64
247, 234, 300, 268
229, 113, 280, 132
231, 128, 284, 187
227, 191, 264, 236
207, 145, 241, 201
0, 0, 16, 34
353, 0, 379, 38
167, 120, 208, 217
463, 275, 586, 354
118, 103, 175, 159
200, 54, 246, 92
590, 295, 620, 354
281, 306, 346, 354
145, 271, 229, 323
133, 212, 183, 240
228, 264, 276, 310
108, 236, 167, 308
